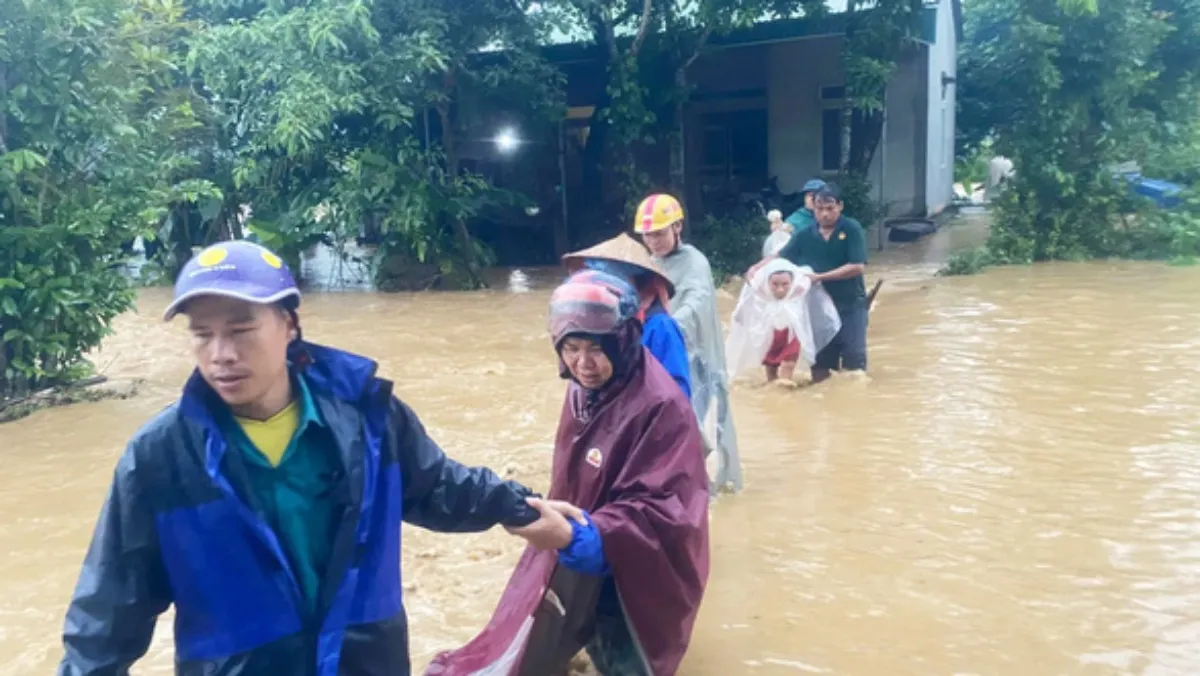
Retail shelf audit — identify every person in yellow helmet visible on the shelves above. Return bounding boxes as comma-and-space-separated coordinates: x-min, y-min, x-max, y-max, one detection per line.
633, 194, 742, 494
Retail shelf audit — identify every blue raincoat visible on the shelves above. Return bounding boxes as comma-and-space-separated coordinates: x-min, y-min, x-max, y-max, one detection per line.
58, 342, 538, 676
582, 259, 691, 399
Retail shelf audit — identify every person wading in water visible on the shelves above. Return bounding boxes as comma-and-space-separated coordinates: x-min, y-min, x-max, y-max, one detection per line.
58, 241, 571, 675
749, 183, 869, 382
562, 233, 691, 398
427, 270, 710, 676
633, 193, 742, 495
783, 177, 827, 232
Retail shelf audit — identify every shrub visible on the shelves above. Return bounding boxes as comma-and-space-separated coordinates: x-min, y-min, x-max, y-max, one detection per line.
687, 207, 764, 283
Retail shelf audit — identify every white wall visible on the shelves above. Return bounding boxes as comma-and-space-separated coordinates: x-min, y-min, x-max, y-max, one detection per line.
765, 37, 927, 218
924, 0, 957, 215
685, 0, 960, 219
878, 50, 926, 216
766, 37, 845, 193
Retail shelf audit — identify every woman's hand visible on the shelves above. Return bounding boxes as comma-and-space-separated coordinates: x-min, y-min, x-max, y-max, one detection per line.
506, 498, 587, 551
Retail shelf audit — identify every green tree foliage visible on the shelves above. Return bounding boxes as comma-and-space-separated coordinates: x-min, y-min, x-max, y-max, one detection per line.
0, 0, 217, 398
186, 0, 562, 288
949, 0, 1200, 273
0, 0, 934, 403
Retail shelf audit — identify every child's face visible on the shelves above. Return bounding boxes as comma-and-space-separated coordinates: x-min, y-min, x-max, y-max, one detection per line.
768, 271, 793, 299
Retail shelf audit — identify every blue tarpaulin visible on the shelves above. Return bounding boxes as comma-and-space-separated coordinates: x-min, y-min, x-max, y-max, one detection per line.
1119, 172, 1186, 208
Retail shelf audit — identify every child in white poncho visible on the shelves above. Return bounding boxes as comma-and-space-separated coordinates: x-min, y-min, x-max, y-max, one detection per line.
762, 209, 793, 258
725, 258, 841, 384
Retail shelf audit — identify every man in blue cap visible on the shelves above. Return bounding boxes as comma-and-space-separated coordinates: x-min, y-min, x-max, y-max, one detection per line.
58, 240, 569, 675
783, 177, 828, 232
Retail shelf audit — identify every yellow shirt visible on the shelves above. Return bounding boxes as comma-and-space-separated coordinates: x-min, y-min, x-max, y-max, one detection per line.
235, 401, 301, 467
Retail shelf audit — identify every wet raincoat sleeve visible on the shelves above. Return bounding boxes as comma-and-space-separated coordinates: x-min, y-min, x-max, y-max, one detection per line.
390, 397, 539, 532
557, 514, 610, 576
59, 449, 171, 676
667, 257, 715, 353
642, 313, 692, 400
762, 230, 792, 258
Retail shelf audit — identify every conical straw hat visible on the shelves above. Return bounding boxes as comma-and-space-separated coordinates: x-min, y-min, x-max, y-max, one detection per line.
562, 233, 675, 297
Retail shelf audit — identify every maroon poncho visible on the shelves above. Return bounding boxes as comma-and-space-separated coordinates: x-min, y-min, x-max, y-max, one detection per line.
427, 341, 710, 676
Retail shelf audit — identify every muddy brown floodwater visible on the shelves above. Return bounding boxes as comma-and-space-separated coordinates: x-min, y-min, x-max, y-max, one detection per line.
3, 215, 1200, 675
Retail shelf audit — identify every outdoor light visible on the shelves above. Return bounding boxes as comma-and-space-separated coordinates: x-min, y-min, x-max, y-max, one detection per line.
494, 127, 520, 154
525, 205, 540, 216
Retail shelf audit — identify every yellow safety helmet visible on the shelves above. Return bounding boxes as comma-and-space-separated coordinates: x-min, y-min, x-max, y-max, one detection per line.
632, 194, 684, 234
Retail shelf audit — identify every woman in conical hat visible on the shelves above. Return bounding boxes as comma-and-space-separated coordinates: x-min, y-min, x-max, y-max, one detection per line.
563, 234, 692, 399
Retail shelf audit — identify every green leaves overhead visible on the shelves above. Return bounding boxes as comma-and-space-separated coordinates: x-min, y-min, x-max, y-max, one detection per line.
0, 0, 218, 397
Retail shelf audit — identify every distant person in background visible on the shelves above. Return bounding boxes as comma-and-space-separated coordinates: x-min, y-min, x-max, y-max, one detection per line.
563, 233, 692, 399
986, 156, 1015, 202
784, 178, 829, 232
633, 193, 742, 495
750, 183, 868, 383
762, 209, 793, 257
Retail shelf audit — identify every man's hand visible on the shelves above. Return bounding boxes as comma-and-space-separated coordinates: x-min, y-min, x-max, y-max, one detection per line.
506, 498, 586, 551
807, 271, 824, 284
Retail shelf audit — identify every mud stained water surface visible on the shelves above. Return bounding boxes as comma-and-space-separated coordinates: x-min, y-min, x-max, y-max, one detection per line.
3, 215, 1200, 675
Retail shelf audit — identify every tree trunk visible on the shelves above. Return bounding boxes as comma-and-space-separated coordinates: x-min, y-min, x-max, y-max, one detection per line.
436, 94, 485, 289
554, 121, 570, 256
580, 96, 611, 226
669, 68, 687, 199
670, 32, 710, 208
0, 61, 8, 154
0, 343, 10, 399
847, 107, 885, 175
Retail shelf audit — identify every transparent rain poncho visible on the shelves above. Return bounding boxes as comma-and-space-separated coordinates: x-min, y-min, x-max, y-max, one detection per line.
761, 210, 792, 257
725, 258, 842, 380
762, 229, 792, 257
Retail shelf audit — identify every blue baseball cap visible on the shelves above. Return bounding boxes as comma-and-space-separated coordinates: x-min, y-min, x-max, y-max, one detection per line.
163, 241, 300, 321
801, 178, 828, 193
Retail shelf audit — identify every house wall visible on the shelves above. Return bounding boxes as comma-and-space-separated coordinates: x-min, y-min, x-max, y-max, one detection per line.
924, 0, 958, 215
878, 48, 927, 216
683, 46, 770, 209
764, 36, 843, 195
762, 37, 928, 218
536, 0, 959, 223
